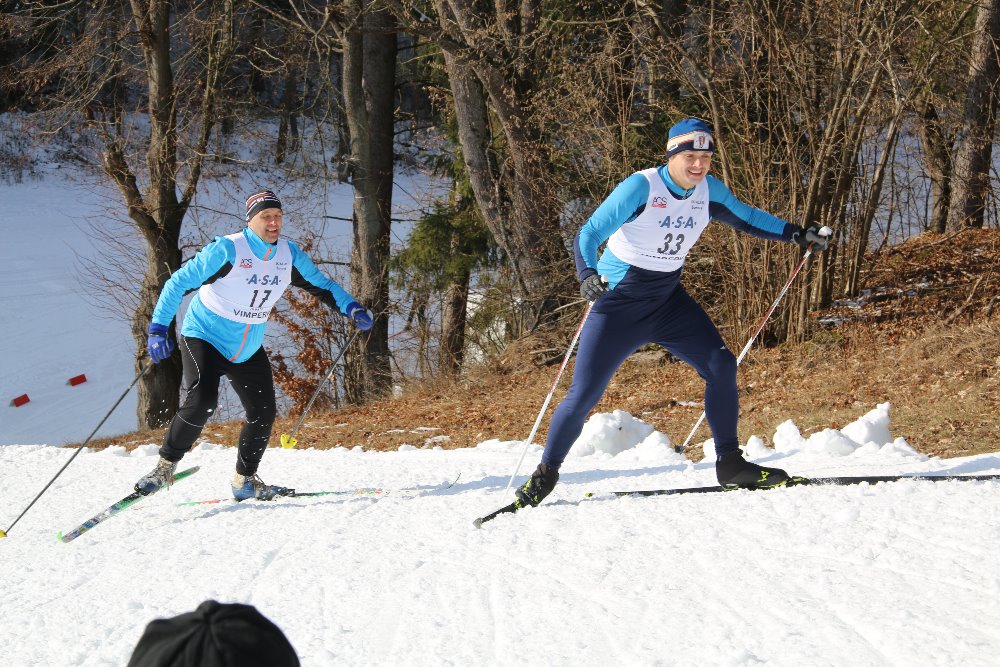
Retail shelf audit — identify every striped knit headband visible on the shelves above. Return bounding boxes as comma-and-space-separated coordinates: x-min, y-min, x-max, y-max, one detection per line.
245, 191, 282, 222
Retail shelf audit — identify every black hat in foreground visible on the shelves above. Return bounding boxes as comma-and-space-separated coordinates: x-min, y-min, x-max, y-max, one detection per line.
127, 600, 300, 667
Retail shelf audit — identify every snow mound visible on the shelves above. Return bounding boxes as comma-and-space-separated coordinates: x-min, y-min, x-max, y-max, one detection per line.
840, 402, 893, 447
568, 410, 685, 463
696, 402, 926, 463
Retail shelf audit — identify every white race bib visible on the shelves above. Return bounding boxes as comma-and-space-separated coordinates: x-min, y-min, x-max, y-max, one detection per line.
198, 232, 293, 324
606, 168, 710, 272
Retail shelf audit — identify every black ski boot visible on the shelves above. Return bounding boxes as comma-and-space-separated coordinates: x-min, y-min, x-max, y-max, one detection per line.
514, 463, 559, 508
716, 450, 789, 489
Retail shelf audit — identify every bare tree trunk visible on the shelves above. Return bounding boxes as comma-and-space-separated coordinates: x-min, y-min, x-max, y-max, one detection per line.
845, 112, 903, 296
105, 0, 232, 427
914, 95, 953, 234
390, 0, 575, 329
947, 0, 1000, 231
439, 52, 508, 276
128, 0, 185, 427
133, 232, 184, 425
342, 1, 396, 403
276, 66, 300, 164
439, 229, 471, 375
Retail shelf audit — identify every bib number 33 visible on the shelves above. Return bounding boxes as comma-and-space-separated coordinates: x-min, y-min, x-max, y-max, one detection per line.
657, 233, 685, 255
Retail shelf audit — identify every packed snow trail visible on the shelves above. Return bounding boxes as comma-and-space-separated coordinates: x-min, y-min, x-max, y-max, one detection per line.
2, 405, 999, 666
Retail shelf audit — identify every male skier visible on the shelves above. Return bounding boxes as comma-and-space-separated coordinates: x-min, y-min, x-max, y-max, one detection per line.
137, 190, 373, 500
514, 118, 829, 509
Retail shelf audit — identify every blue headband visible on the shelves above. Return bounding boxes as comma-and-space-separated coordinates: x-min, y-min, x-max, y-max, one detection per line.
665, 119, 714, 158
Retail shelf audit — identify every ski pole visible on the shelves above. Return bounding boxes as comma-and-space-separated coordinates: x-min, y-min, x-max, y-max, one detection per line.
1, 362, 151, 538
676, 227, 832, 453
279, 329, 361, 449
502, 300, 595, 494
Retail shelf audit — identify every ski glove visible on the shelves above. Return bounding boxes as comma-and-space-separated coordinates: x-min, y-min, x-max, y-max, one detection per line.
792, 225, 830, 252
580, 273, 609, 302
147, 323, 175, 364
346, 302, 374, 331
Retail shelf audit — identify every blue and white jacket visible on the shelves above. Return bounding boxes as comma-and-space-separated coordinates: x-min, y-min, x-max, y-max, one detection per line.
152, 227, 356, 363
575, 166, 797, 288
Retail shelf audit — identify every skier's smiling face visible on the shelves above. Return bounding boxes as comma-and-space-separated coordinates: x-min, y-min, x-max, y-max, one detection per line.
668, 150, 713, 190
248, 208, 283, 243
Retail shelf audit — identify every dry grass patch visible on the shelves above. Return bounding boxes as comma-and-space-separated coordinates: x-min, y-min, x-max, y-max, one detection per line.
83, 231, 999, 462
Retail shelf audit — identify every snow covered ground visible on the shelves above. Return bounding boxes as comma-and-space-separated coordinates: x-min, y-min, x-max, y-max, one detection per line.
3, 405, 1000, 666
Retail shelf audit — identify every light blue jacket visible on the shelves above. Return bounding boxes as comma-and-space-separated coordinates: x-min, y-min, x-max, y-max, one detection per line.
152, 227, 356, 363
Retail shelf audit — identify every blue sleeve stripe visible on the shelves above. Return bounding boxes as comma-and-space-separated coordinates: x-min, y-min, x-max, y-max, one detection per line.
595, 249, 631, 288
706, 176, 794, 241
288, 242, 355, 313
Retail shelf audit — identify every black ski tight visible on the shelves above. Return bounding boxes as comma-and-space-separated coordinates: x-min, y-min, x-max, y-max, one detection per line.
159, 336, 277, 476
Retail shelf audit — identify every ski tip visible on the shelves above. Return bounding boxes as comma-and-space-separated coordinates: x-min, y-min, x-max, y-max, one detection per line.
0, 528, 7, 538
472, 518, 484, 529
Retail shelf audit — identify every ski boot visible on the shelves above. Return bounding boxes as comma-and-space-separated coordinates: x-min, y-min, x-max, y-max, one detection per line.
134, 457, 178, 496
514, 463, 560, 509
716, 450, 789, 489
232, 472, 293, 501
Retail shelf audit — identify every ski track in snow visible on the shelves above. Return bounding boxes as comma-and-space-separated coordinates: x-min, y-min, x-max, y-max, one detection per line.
3, 417, 999, 666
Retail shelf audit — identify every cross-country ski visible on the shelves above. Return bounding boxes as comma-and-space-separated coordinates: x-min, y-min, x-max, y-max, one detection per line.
57, 467, 201, 543
473, 473, 1000, 527
176, 473, 461, 506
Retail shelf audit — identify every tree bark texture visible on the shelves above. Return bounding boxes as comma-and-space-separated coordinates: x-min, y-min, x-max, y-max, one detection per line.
110, 0, 231, 427
342, 1, 396, 403
947, 0, 1000, 230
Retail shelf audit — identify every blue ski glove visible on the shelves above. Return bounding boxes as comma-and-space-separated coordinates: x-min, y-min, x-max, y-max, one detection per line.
147, 323, 176, 363
580, 273, 609, 302
346, 302, 374, 331
792, 225, 831, 252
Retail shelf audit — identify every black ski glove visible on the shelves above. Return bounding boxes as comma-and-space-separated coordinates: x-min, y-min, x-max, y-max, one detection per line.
580, 273, 608, 302
792, 225, 830, 252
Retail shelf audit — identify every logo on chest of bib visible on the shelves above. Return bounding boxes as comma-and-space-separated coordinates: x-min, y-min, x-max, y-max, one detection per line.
247, 274, 282, 286
239, 258, 253, 269
659, 215, 697, 229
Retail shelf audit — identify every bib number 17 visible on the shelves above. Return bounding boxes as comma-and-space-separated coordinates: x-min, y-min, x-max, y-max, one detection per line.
249, 289, 272, 308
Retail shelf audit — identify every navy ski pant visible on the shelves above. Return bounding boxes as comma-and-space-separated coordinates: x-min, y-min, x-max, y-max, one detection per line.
542, 278, 739, 468
159, 336, 277, 476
